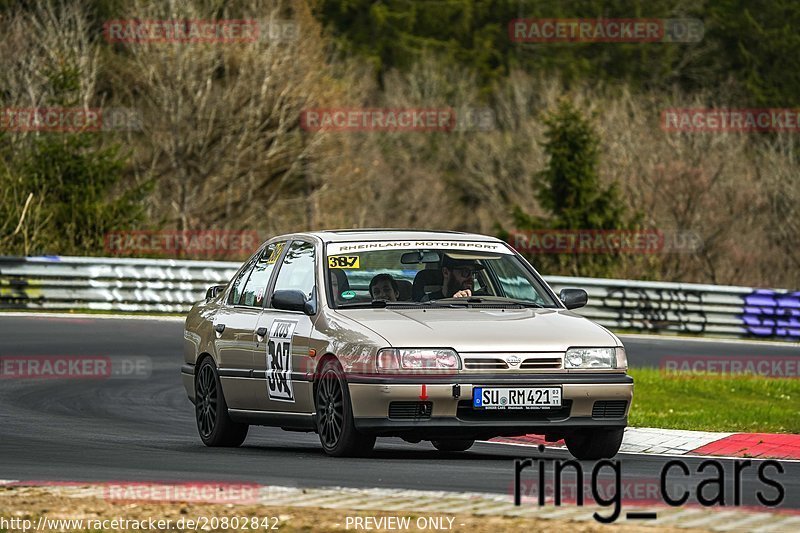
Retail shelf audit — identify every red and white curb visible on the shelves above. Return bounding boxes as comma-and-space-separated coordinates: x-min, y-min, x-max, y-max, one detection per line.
490, 427, 800, 460
1, 481, 799, 531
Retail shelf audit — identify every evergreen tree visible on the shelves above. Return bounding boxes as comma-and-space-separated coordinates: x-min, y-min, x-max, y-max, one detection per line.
512, 99, 635, 277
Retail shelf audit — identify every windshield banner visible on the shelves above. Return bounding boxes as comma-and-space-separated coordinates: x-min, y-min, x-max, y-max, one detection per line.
326, 240, 513, 256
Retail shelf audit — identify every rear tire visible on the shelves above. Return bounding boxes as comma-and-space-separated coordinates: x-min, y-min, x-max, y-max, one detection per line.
431, 439, 475, 452
315, 359, 376, 457
564, 428, 624, 460
195, 358, 249, 447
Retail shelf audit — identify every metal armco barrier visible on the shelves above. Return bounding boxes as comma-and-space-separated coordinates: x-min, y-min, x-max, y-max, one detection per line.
0, 256, 238, 314
1, 256, 798, 341
545, 276, 798, 341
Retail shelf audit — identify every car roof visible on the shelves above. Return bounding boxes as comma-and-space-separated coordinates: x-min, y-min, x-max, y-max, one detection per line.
287, 229, 505, 244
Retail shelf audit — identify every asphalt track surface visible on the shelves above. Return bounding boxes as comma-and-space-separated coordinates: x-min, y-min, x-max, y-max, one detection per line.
1, 315, 798, 515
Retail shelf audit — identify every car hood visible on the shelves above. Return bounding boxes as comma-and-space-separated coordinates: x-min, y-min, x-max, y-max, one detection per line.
337, 307, 618, 352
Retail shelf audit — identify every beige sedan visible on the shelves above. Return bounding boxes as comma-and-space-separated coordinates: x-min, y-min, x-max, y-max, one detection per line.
182, 230, 632, 458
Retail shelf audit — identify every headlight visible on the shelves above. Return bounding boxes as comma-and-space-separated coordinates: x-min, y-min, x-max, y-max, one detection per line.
376, 348, 461, 372
565, 347, 617, 369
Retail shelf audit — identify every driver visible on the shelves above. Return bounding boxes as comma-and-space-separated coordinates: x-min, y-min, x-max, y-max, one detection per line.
424, 255, 484, 300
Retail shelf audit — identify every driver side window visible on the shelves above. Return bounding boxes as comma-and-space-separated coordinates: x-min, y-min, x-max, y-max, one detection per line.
235, 242, 285, 307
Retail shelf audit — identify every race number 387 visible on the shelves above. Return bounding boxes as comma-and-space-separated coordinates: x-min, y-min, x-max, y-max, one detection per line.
267, 319, 297, 402
327, 255, 359, 268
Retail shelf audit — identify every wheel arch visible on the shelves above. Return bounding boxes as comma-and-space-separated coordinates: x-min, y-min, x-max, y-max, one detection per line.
313, 353, 341, 391
195, 352, 215, 371
193, 353, 216, 393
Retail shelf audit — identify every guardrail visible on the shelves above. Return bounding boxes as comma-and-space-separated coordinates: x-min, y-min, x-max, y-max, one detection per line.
1, 256, 797, 341
0, 256, 238, 314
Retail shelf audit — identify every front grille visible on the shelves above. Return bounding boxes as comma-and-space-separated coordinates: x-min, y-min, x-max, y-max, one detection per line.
462, 354, 563, 371
592, 400, 628, 419
464, 358, 508, 370
519, 357, 562, 369
388, 401, 432, 420
457, 400, 572, 422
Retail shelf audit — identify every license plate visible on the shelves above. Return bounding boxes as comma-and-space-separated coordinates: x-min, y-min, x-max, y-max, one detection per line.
472, 387, 561, 409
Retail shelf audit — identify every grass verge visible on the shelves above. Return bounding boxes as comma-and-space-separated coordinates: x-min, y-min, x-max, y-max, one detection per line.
628, 368, 800, 433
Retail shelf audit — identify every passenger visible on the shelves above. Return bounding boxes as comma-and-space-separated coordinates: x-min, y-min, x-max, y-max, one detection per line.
329, 268, 350, 302
369, 273, 400, 302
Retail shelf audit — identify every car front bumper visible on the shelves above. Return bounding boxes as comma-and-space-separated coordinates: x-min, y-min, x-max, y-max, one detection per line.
347, 372, 633, 439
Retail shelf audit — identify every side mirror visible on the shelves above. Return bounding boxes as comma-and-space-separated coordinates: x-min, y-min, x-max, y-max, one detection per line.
206, 284, 226, 301
559, 288, 588, 310
272, 289, 317, 315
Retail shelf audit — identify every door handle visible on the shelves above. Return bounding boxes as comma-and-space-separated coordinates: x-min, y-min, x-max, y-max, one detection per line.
256, 327, 268, 337
214, 323, 226, 333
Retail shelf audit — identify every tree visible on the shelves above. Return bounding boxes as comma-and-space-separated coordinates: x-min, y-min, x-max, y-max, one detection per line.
21, 136, 146, 255
116, 0, 343, 235
512, 99, 635, 277
0, 0, 147, 256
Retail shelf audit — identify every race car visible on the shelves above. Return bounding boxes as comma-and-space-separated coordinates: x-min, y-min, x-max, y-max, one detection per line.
181, 229, 632, 458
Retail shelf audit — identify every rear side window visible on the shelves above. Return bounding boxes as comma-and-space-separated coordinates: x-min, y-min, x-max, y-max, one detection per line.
272, 241, 316, 300
238, 242, 285, 307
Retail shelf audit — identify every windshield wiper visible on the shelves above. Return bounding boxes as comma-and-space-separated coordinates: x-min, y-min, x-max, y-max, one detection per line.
337, 299, 434, 309
338, 298, 546, 309
335, 300, 386, 309
427, 296, 545, 308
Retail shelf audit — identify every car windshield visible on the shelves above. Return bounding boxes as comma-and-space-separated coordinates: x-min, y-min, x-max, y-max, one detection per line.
324, 241, 558, 308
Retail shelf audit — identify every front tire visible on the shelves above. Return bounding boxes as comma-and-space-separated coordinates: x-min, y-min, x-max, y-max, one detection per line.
431, 439, 475, 452
564, 428, 624, 460
195, 358, 248, 447
315, 359, 375, 457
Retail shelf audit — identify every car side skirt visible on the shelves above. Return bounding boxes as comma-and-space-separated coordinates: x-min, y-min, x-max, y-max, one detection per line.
228, 409, 316, 431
